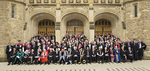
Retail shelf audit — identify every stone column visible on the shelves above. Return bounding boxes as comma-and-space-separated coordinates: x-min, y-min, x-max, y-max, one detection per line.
55, 3, 61, 43
89, 3, 94, 42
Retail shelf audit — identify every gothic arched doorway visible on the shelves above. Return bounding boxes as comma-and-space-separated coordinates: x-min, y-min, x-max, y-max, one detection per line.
66, 19, 84, 35
38, 19, 55, 35
95, 19, 111, 35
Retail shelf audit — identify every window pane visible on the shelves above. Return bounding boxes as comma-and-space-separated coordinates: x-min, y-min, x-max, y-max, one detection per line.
12, 5, 15, 18
102, 20, 104, 25
134, 5, 138, 17
46, 20, 48, 25
105, 20, 107, 25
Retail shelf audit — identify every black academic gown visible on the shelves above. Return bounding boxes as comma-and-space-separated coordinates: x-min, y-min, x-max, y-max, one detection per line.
132, 43, 139, 60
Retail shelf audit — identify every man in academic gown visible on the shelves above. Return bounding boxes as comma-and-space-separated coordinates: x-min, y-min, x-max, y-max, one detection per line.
38, 49, 48, 64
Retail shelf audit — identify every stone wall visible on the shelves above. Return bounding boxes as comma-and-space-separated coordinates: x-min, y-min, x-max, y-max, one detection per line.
123, 0, 150, 59
0, 1, 25, 61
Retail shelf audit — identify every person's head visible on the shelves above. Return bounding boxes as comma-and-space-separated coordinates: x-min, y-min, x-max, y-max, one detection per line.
26, 50, 29, 53
138, 39, 141, 43
128, 47, 131, 50
32, 49, 34, 52
68, 48, 71, 51
13, 48, 16, 51
19, 48, 22, 52
115, 46, 118, 49
74, 46, 77, 50
105, 48, 107, 51
110, 47, 113, 51
87, 46, 89, 50
8, 42, 11, 45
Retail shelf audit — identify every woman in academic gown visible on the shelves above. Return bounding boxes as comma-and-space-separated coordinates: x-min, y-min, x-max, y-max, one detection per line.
114, 46, 121, 63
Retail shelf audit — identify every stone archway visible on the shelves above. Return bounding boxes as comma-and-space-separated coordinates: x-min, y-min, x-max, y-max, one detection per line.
24, 13, 56, 42
94, 12, 125, 41
61, 12, 89, 40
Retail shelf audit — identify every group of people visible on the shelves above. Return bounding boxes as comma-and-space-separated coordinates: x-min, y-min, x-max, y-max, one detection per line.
6, 33, 147, 65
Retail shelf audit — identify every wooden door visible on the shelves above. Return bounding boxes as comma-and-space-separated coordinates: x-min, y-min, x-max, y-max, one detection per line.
66, 19, 83, 35
38, 19, 55, 35
95, 19, 111, 36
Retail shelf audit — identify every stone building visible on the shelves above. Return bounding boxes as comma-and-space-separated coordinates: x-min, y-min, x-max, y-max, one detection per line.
0, 0, 150, 61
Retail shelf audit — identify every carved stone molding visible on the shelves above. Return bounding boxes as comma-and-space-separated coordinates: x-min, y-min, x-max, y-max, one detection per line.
89, 7, 94, 10
55, 26, 60, 30
56, 8, 61, 10
89, 22, 94, 25
90, 24, 95, 29
56, 22, 60, 26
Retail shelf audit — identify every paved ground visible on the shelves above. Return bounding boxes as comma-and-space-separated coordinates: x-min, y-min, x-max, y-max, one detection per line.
0, 60, 150, 71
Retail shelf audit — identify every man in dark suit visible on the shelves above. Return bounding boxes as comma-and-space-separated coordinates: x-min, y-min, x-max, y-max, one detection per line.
72, 46, 80, 64
138, 40, 147, 60
97, 46, 104, 63
127, 47, 133, 62
91, 47, 97, 62
132, 40, 139, 60
8, 48, 17, 65
85, 46, 92, 64
6, 42, 13, 65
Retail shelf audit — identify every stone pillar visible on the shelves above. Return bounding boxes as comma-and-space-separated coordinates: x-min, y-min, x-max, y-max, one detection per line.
55, 3, 61, 43
89, 3, 94, 42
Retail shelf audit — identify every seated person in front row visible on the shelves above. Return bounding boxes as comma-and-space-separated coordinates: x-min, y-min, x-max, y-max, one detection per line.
8, 48, 17, 65
59, 48, 66, 64
79, 48, 85, 64
38, 49, 48, 64
127, 47, 133, 62
48, 48, 54, 64
97, 46, 104, 63
72, 46, 80, 64
85, 46, 92, 64
91, 47, 97, 63
13, 48, 24, 64
53, 48, 59, 64
66, 48, 72, 64
29, 49, 35, 64
23, 50, 30, 64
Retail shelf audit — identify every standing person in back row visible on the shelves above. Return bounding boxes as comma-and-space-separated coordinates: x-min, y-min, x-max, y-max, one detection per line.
132, 40, 139, 60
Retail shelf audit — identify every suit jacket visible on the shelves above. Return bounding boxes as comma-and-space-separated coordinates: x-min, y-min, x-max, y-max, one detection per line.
84, 50, 92, 57
6, 45, 12, 54
133, 43, 139, 53
72, 49, 80, 57
91, 50, 97, 57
